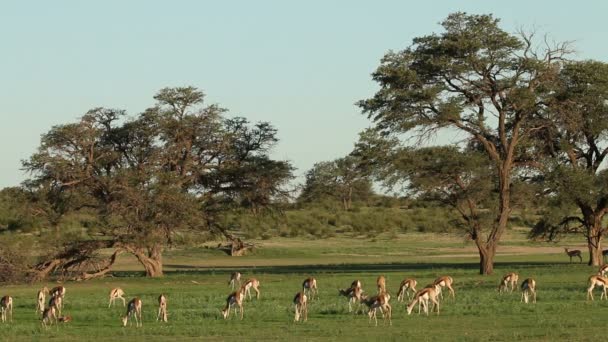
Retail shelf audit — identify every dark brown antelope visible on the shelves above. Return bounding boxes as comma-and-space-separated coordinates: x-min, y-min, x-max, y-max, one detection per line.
564, 248, 582, 263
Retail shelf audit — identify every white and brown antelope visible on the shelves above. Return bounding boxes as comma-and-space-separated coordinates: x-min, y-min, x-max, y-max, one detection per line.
520, 278, 537, 304
0, 296, 13, 323
293, 292, 308, 322
41, 306, 57, 328
396, 278, 417, 302
221, 289, 245, 320
586, 275, 608, 301
36, 287, 49, 314
362, 293, 391, 326
229, 272, 242, 290
108, 288, 126, 308
338, 285, 363, 313
433, 276, 455, 299
302, 277, 318, 300
157, 294, 168, 322
407, 285, 440, 316
564, 248, 582, 263
598, 264, 608, 277
498, 272, 519, 293
122, 297, 142, 327
241, 278, 261, 300
49, 295, 63, 317
376, 275, 386, 294
50, 286, 66, 300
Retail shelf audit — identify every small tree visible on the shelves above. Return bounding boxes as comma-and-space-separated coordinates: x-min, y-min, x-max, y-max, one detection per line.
299, 156, 373, 210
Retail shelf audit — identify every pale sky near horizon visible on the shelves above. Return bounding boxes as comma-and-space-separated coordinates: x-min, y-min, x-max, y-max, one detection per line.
1, 1, 607, 188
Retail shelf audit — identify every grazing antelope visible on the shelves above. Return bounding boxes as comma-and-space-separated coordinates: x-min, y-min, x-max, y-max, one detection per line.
433, 276, 455, 299
109, 288, 126, 308
498, 273, 519, 293
221, 289, 245, 320
586, 275, 608, 301
361, 293, 391, 326
302, 277, 318, 300
376, 275, 386, 294
229, 272, 242, 290
41, 306, 57, 328
564, 248, 582, 263
36, 287, 49, 314
122, 297, 143, 327
599, 264, 608, 277
338, 286, 363, 313
293, 292, 308, 322
521, 278, 537, 304
407, 286, 440, 316
49, 295, 63, 317
157, 294, 168, 322
241, 278, 260, 300
0, 296, 13, 323
396, 278, 417, 302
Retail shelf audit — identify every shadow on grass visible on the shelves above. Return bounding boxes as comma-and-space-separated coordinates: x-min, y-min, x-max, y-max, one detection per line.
110, 260, 578, 277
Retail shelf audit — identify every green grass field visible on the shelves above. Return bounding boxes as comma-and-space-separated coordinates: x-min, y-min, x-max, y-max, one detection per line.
1, 232, 606, 341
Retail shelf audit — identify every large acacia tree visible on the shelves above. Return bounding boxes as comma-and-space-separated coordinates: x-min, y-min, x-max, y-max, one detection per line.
25, 87, 293, 278
533, 61, 608, 265
358, 13, 569, 274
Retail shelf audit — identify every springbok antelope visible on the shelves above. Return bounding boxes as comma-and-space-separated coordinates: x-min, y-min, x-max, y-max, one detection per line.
0, 296, 13, 323
109, 288, 126, 308
498, 273, 519, 293
36, 287, 49, 314
599, 264, 608, 277
586, 275, 608, 301
361, 293, 391, 326
338, 285, 363, 313
229, 272, 242, 290
302, 277, 318, 300
241, 278, 260, 300
157, 294, 168, 322
564, 248, 582, 263
396, 278, 417, 302
433, 276, 455, 299
50, 286, 66, 299
49, 295, 63, 317
520, 278, 537, 304
293, 292, 308, 322
122, 297, 142, 327
221, 289, 245, 320
376, 275, 386, 294
407, 286, 440, 316
41, 306, 57, 328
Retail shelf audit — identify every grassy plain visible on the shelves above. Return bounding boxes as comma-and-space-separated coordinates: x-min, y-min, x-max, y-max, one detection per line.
1, 230, 605, 341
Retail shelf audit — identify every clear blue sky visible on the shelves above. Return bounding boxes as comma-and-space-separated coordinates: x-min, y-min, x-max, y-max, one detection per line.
1, 1, 607, 188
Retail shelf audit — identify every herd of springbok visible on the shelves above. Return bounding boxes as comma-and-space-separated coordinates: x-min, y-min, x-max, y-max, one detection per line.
1, 249, 608, 328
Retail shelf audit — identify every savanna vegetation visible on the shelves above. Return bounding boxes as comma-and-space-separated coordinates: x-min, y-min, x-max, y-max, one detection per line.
1, 11, 608, 340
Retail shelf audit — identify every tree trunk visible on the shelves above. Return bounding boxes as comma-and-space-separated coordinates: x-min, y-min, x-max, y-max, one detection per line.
130, 245, 163, 277
475, 238, 496, 275
583, 210, 604, 266
587, 224, 603, 266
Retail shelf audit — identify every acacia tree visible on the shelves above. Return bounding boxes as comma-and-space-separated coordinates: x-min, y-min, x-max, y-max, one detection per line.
299, 156, 373, 210
532, 61, 608, 265
358, 13, 569, 274
24, 87, 293, 278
